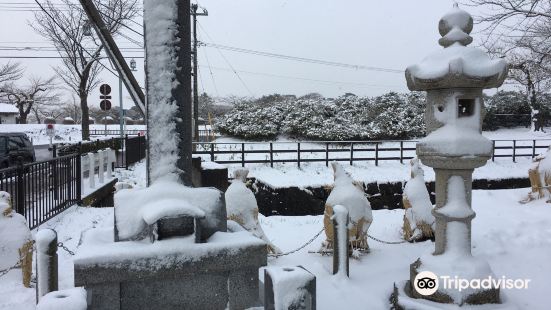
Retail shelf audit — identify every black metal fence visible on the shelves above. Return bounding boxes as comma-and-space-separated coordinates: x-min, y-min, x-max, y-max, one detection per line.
89, 129, 217, 141
0, 155, 81, 229
193, 139, 551, 167
125, 135, 146, 167
90, 129, 144, 136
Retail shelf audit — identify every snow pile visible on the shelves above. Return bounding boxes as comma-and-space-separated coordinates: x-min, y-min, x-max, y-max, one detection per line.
141, 201, 205, 225
408, 43, 507, 82
115, 178, 222, 240
75, 228, 264, 268
225, 168, 279, 253
36, 288, 87, 310
0, 192, 31, 270
323, 162, 372, 251
402, 159, 434, 241
266, 266, 315, 310
143, 0, 181, 182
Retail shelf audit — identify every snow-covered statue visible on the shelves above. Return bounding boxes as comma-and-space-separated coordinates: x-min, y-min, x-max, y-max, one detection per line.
225, 169, 281, 254
0, 192, 33, 287
402, 158, 435, 241
322, 162, 372, 254
523, 146, 551, 203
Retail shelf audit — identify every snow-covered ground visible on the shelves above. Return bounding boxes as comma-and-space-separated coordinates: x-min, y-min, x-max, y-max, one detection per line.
1, 161, 550, 309
1, 188, 549, 309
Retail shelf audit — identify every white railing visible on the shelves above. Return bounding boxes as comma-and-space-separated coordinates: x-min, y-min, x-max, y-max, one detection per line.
81, 148, 116, 191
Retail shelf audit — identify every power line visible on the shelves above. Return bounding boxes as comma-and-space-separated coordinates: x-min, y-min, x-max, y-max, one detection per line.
199, 65, 402, 89
196, 22, 254, 96
202, 42, 404, 74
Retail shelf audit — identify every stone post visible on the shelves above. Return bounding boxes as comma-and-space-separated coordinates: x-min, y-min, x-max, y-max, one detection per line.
264, 266, 316, 310
331, 205, 349, 277
36, 229, 58, 302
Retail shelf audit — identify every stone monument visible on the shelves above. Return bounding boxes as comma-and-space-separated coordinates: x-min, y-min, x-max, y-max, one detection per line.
73, 1, 267, 309
400, 4, 508, 306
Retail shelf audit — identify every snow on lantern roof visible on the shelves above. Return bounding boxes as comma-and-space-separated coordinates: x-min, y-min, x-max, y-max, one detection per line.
405, 4, 508, 91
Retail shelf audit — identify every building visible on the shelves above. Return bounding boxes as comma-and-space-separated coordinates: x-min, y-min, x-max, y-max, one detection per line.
0, 103, 19, 124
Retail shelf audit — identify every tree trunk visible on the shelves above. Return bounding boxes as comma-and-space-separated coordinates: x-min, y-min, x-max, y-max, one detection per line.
19, 114, 27, 124
80, 92, 90, 141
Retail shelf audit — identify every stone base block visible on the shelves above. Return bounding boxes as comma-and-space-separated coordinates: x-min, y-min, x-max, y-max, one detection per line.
75, 229, 267, 310
408, 257, 501, 306
391, 281, 517, 310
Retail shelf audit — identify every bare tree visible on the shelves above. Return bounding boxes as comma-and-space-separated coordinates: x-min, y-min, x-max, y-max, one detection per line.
0, 62, 23, 84
463, 0, 551, 130
0, 76, 58, 124
32, 0, 140, 140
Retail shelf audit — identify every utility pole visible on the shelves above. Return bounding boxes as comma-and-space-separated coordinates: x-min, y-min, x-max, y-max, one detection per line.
191, 3, 208, 142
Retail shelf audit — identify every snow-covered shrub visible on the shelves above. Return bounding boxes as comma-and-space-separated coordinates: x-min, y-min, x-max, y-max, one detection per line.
216, 100, 287, 140
368, 92, 425, 140
217, 92, 426, 140
484, 91, 531, 130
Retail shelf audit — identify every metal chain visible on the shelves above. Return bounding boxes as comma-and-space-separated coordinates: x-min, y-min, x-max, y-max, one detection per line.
0, 241, 35, 279
0, 261, 21, 278
57, 242, 75, 256
268, 227, 325, 258
367, 234, 408, 245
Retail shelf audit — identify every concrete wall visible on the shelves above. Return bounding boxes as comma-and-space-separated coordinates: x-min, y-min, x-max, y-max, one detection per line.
253, 177, 531, 216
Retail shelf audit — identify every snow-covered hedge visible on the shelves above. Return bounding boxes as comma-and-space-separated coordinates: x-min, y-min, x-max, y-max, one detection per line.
216, 92, 426, 140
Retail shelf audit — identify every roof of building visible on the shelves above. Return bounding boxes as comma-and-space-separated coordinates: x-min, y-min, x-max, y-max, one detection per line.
0, 103, 18, 114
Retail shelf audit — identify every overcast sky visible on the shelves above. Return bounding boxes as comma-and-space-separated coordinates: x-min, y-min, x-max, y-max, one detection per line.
0, 0, 497, 108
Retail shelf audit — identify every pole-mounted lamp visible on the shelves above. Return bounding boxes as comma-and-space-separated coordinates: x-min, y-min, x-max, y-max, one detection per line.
129, 58, 137, 71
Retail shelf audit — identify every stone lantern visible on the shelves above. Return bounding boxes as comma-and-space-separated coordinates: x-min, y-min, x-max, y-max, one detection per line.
401, 4, 508, 305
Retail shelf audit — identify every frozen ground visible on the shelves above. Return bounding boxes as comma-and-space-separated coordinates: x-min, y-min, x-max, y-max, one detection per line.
1, 161, 550, 309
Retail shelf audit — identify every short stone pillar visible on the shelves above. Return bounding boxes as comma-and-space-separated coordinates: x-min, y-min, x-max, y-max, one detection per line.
401, 4, 508, 305
331, 205, 349, 277
264, 266, 316, 310
36, 229, 58, 301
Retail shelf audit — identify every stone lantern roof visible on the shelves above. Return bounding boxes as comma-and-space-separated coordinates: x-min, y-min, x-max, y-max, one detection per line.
405, 4, 508, 91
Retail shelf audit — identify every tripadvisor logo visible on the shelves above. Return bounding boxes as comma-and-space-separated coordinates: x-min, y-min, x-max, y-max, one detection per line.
413, 271, 532, 296
414, 271, 439, 296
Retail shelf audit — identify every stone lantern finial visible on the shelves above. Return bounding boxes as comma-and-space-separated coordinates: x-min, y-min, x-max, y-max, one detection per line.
438, 4, 474, 47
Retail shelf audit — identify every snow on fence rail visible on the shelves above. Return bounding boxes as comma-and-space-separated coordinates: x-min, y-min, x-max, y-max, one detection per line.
193, 139, 551, 167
